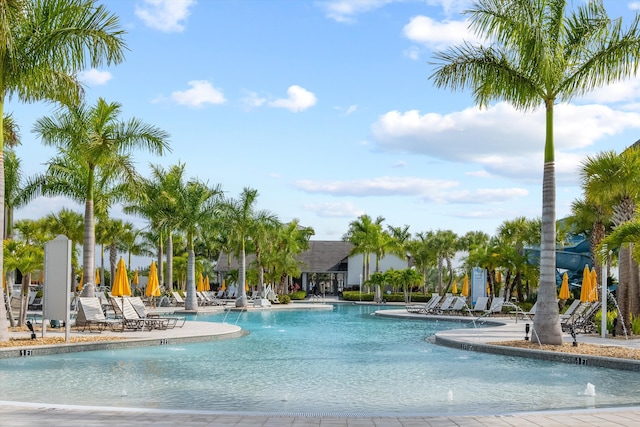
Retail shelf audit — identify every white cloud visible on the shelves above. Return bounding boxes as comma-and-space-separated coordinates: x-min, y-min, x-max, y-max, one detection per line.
403, 16, 482, 49
465, 170, 491, 178
579, 78, 640, 104
392, 160, 406, 168
240, 90, 267, 109
78, 69, 112, 85
403, 46, 421, 60
630, 2, 640, 11
295, 176, 458, 197
269, 85, 317, 112
135, 0, 195, 33
345, 105, 358, 115
424, 187, 529, 204
303, 201, 365, 218
371, 102, 640, 184
170, 80, 226, 107
317, 0, 396, 23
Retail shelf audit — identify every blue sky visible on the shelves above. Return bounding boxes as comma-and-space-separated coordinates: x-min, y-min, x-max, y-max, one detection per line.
10, 0, 640, 250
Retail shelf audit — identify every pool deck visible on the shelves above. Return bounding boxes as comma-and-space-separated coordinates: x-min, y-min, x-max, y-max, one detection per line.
3, 298, 640, 426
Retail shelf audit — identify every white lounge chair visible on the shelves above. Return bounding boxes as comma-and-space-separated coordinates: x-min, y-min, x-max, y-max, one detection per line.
406, 294, 441, 314
110, 297, 170, 331
171, 291, 185, 306
441, 296, 467, 315
469, 296, 489, 314
483, 296, 505, 316
127, 296, 185, 328
433, 296, 456, 314
75, 297, 122, 333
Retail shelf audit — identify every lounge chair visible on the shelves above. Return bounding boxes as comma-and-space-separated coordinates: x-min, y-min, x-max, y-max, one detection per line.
127, 296, 185, 328
432, 295, 456, 314
469, 296, 489, 315
171, 291, 185, 306
442, 296, 467, 315
560, 299, 581, 320
483, 296, 505, 316
563, 301, 601, 334
406, 294, 441, 314
110, 297, 170, 331
75, 297, 122, 333
203, 291, 226, 306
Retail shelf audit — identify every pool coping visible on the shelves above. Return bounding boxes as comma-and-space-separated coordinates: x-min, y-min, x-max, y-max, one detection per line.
375, 308, 640, 371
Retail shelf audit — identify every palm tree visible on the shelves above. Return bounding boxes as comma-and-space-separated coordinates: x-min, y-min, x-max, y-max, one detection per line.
0, 0, 126, 342
43, 208, 84, 293
174, 178, 222, 310
432, 229, 459, 294
219, 187, 277, 307
406, 231, 438, 294
568, 197, 612, 298
264, 219, 313, 295
343, 215, 385, 285
581, 149, 640, 333
430, 0, 640, 345
32, 98, 170, 297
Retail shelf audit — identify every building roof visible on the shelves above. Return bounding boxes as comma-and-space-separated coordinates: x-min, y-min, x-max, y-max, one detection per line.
215, 240, 353, 274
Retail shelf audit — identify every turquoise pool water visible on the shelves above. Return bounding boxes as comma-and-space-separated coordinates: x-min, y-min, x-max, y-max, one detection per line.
1, 304, 640, 416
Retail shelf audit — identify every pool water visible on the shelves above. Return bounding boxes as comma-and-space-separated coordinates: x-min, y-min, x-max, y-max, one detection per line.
1, 304, 640, 416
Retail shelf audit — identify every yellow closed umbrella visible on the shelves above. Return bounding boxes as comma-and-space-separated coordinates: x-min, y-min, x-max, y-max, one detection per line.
461, 274, 469, 297
133, 269, 139, 285
146, 261, 161, 297
77, 271, 83, 292
95, 269, 100, 285
197, 273, 204, 292
451, 280, 458, 294
579, 265, 591, 303
590, 268, 598, 302
245, 280, 249, 292
204, 275, 210, 291
112, 258, 131, 297
221, 279, 226, 291
559, 272, 570, 300
495, 270, 501, 284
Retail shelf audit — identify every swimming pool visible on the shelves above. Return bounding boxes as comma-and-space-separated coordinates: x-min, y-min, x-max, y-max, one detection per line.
1, 304, 640, 416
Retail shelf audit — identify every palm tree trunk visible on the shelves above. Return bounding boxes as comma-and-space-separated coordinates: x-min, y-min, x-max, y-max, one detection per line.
630, 248, 639, 317
533, 159, 563, 345
185, 247, 197, 310
236, 244, 247, 307
80, 197, 95, 297
157, 238, 163, 291
617, 245, 631, 334
0, 123, 9, 339
109, 242, 117, 289
167, 233, 173, 291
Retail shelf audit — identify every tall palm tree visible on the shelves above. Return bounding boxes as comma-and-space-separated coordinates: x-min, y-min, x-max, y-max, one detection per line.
219, 187, 277, 307
432, 229, 458, 294
430, 0, 640, 345
343, 215, 385, 284
0, 0, 126, 342
406, 231, 438, 294
174, 178, 222, 310
264, 219, 313, 295
32, 98, 170, 297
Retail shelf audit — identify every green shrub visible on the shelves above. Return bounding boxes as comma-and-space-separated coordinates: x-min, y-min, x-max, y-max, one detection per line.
595, 309, 617, 335
289, 290, 307, 300
341, 291, 374, 301
631, 313, 640, 335
278, 295, 291, 304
